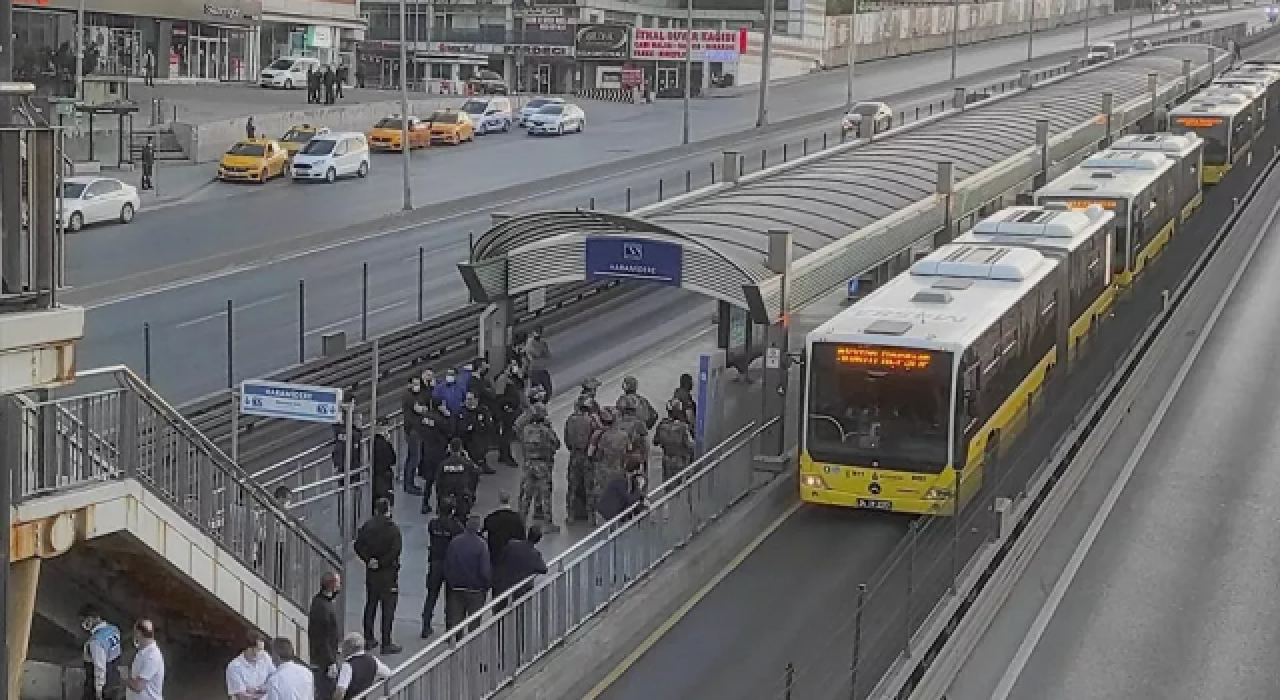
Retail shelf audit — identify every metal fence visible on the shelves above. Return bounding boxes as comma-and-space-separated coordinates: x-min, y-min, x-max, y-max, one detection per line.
14, 366, 342, 614
353, 414, 780, 700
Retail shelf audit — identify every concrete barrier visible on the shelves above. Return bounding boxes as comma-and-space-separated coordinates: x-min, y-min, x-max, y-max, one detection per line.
175, 96, 466, 163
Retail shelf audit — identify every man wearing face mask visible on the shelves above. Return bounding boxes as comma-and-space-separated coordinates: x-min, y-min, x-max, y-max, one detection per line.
432, 365, 472, 417
458, 391, 496, 474
78, 604, 123, 700
492, 361, 525, 467
400, 376, 428, 496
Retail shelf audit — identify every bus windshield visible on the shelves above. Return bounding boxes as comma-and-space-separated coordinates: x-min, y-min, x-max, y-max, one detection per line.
1173, 116, 1229, 164
806, 342, 953, 473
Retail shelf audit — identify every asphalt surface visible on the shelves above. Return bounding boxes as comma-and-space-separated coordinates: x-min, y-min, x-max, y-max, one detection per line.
68, 11, 1268, 407
1002, 165, 1280, 700
584, 35, 1280, 700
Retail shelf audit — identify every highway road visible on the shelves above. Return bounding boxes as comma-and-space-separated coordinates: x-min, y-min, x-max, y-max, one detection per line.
993, 162, 1280, 700
69, 9, 1265, 405
570, 47, 1280, 700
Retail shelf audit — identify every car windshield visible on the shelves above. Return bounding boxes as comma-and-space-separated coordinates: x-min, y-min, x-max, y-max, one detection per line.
527, 98, 558, 109
62, 182, 87, 198
282, 129, 314, 142
806, 342, 953, 473
300, 139, 336, 156
851, 103, 881, 117
228, 142, 266, 157
430, 112, 459, 124
461, 101, 487, 114
374, 118, 404, 129
268, 59, 294, 70
1090, 44, 1112, 53
537, 105, 564, 115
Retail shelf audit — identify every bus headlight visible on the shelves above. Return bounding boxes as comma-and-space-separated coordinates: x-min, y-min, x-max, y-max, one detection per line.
924, 488, 953, 501
802, 474, 829, 490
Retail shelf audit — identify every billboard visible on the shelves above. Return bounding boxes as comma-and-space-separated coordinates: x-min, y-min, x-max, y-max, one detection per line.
575, 24, 631, 60
631, 28, 748, 61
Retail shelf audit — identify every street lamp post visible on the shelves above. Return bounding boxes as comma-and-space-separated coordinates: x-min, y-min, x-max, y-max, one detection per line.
1128, 0, 1135, 41
399, 0, 413, 211
756, 0, 776, 127
1084, 0, 1092, 49
950, 0, 960, 80
845, 0, 859, 109
75, 0, 86, 100
683, 0, 693, 145
1027, 0, 1035, 62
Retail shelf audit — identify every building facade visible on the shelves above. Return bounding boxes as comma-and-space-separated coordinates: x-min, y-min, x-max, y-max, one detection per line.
11, 0, 363, 92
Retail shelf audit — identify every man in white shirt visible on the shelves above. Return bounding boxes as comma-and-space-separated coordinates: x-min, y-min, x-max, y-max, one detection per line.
264, 637, 313, 700
333, 633, 392, 700
124, 619, 164, 700
226, 633, 275, 699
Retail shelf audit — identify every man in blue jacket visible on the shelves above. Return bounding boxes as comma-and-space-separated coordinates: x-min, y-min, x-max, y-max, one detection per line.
433, 365, 472, 417
442, 515, 490, 634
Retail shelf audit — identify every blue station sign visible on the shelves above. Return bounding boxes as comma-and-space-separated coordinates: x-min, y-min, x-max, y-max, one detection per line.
240, 379, 344, 424
584, 237, 683, 286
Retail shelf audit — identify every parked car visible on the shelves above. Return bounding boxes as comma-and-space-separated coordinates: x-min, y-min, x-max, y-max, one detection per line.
460, 97, 514, 135
517, 96, 565, 127
217, 139, 290, 184
468, 70, 510, 95
369, 116, 430, 151
291, 132, 371, 183
841, 101, 893, 135
60, 176, 140, 232
527, 103, 586, 136
426, 109, 476, 145
1086, 42, 1118, 65
278, 124, 329, 158
259, 56, 319, 89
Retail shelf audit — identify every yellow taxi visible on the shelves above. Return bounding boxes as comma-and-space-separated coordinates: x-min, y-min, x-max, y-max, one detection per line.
369, 116, 430, 152
217, 139, 290, 184
279, 124, 329, 158
427, 109, 475, 145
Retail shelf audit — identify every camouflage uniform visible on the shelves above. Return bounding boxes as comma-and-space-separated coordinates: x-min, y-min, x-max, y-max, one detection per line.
588, 410, 633, 519
654, 417, 695, 483
564, 400, 598, 522
519, 404, 561, 531
615, 394, 651, 471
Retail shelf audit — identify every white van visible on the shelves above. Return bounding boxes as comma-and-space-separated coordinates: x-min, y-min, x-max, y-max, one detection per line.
260, 56, 320, 89
290, 132, 370, 183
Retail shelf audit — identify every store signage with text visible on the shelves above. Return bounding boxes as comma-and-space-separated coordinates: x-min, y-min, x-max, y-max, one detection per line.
504, 44, 574, 57
204, 3, 243, 18
631, 28, 748, 60
575, 24, 631, 60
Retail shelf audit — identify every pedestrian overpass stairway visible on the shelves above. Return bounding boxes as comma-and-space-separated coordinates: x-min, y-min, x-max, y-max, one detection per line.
10, 366, 341, 663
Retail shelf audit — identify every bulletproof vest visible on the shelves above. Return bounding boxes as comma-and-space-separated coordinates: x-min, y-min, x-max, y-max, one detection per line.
597, 427, 631, 459
343, 653, 379, 699
436, 457, 470, 494
522, 423, 556, 460
657, 420, 692, 457
564, 413, 595, 451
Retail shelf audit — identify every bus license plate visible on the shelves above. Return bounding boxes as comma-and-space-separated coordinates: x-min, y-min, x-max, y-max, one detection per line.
856, 499, 893, 510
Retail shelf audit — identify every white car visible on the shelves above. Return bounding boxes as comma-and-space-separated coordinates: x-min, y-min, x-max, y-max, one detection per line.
291, 132, 370, 183
60, 176, 140, 232
527, 103, 586, 136
517, 96, 565, 127
1086, 42, 1117, 65
842, 101, 893, 135
260, 56, 319, 89
461, 97, 514, 135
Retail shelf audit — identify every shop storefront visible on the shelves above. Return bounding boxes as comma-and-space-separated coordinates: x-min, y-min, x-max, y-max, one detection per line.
13, 0, 261, 85
574, 23, 631, 94
631, 27, 745, 98
508, 42, 574, 93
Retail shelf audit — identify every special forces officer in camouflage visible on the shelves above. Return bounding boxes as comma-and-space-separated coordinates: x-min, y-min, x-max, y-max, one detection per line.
588, 408, 633, 526
618, 376, 658, 429
564, 397, 598, 523
519, 403, 562, 533
653, 398, 696, 482
513, 384, 549, 436
615, 393, 651, 472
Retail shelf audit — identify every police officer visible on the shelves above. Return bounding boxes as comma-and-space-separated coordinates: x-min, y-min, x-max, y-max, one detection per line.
422, 495, 464, 638
436, 438, 480, 518
518, 403, 561, 533
419, 402, 449, 515
78, 604, 122, 700
563, 396, 597, 523
654, 398, 696, 483
493, 361, 525, 466
353, 497, 403, 654
588, 408, 632, 526
457, 391, 496, 474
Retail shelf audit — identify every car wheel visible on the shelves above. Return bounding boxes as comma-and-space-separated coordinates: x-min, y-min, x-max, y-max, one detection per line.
68, 211, 83, 232
504, 120, 511, 133
578, 119, 585, 133
284, 78, 293, 89
558, 124, 564, 136
325, 167, 337, 183
119, 202, 135, 224
357, 161, 369, 178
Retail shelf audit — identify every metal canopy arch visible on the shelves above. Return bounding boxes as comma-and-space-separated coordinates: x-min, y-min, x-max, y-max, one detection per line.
461, 43, 1230, 324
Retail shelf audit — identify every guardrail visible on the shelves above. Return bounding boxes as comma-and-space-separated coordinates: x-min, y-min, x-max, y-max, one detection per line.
14, 366, 342, 614
351, 415, 779, 700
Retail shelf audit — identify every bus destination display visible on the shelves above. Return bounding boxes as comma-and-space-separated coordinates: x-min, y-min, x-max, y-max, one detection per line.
1175, 116, 1223, 128
835, 344, 933, 370
1050, 198, 1118, 211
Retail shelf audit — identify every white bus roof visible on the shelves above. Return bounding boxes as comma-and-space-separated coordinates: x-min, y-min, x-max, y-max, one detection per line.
958, 205, 1114, 254
1110, 132, 1203, 158
1199, 84, 1262, 100
1036, 150, 1175, 202
809, 243, 1058, 352
1170, 97, 1253, 119
1216, 70, 1280, 86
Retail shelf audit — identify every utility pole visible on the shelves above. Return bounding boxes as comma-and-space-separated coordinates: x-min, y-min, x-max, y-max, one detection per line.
399, 0, 413, 211
1084, 0, 1092, 49
1027, 0, 1035, 62
0, 0, 12, 118
845, 0, 859, 109
949, 0, 960, 80
756, 0, 776, 127
683, 0, 693, 145
1128, 0, 1135, 41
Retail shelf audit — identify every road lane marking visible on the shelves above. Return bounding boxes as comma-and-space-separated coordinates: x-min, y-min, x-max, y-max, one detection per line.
990, 183, 1280, 700
580, 499, 802, 700
173, 293, 289, 329
306, 300, 409, 337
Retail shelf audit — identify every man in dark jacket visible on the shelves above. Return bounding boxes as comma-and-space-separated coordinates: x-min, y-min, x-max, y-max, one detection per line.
401, 376, 428, 495
598, 463, 647, 523
457, 391, 496, 474
492, 361, 525, 466
434, 438, 480, 517
371, 422, 397, 509
422, 496, 464, 638
353, 498, 403, 654
493, 524, 548, 601
483, 492, 525, 566
332, 419, 364, 476
443, 516, 490, 633
419, 403, 449, 515
308, 572, 342, 698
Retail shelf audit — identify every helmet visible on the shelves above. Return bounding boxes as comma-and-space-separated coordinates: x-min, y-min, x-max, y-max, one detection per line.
622, 376, 638, 394
616, 394, 640, 414
581, 377, 602, 394
666, 397, 684, 415
575, 394, 592, 411
530, 403, 549, 421
599, 407, 617, 424
529, 385, 547, 403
